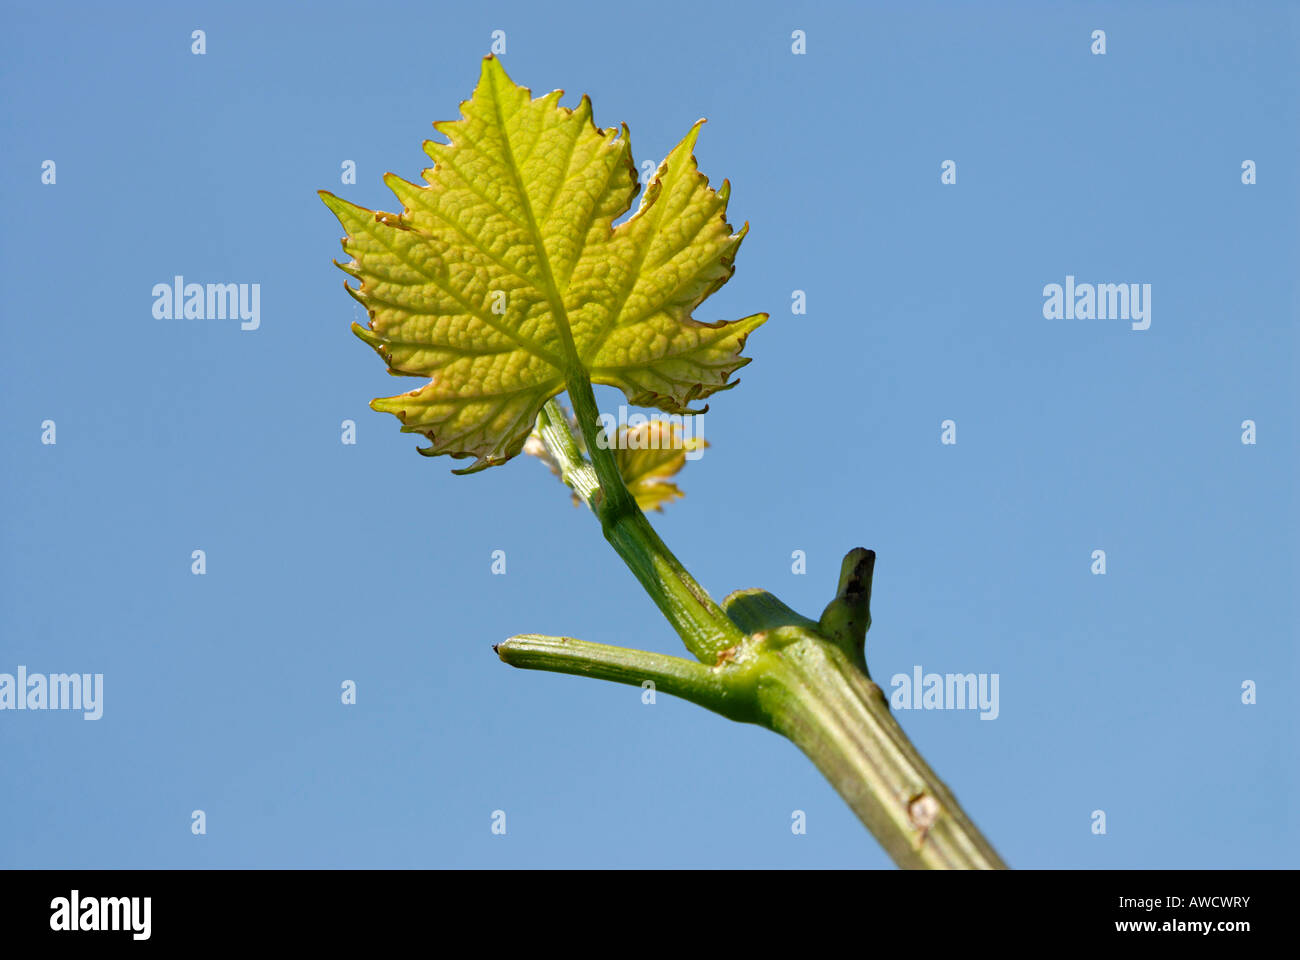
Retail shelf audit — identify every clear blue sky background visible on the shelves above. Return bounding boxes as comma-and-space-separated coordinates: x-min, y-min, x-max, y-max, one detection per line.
2, 0, 1295, 868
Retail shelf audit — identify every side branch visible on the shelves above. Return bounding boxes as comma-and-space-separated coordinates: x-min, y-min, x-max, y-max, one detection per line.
495, 634, 761, 723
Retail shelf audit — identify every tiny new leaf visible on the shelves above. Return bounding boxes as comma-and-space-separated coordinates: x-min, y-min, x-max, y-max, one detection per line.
613, 421, 706, 512
525, 406, 706, 512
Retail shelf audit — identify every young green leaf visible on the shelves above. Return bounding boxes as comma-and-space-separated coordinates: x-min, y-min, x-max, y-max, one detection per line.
320, 56, 765, 473
611, 421, 705, 512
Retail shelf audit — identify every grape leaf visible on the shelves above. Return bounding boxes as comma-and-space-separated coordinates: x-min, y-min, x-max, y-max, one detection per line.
525, 407, 706, 512
320, 56, 765, 473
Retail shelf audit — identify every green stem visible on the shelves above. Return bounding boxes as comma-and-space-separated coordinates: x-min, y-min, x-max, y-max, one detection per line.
562, 372, 634, 516
526, 398, 1007, 869
534, 399, 599, 503
754, 634, 1006, 869
495, 634, 760, 724
540, 394, 744, 661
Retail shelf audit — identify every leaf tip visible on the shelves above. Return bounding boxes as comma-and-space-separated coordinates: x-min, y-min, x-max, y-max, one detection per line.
450, 454, 503, 475
683, 118, 706, 150
318, 189, 349, 219
479, 52, 519, 92
340, 279, 366, 307
351, 321, 380, 345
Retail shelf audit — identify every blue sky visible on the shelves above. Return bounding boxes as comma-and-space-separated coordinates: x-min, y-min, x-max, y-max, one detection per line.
1, 0, 1295, 868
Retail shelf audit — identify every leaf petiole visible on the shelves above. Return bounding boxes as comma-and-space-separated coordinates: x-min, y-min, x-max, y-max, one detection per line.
537, 396, 744, 661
